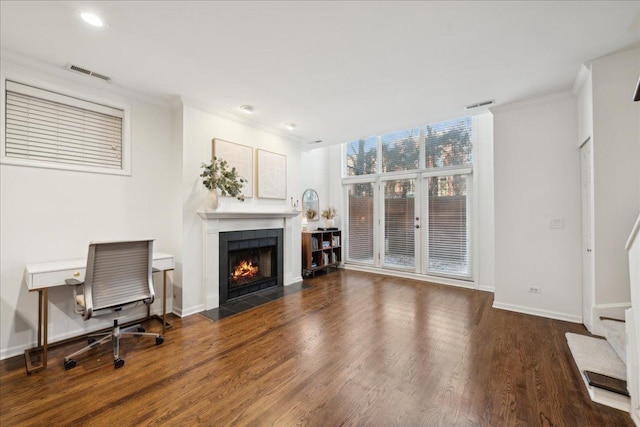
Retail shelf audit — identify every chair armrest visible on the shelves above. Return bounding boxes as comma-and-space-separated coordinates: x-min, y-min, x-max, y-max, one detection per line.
65, 278, 83, 286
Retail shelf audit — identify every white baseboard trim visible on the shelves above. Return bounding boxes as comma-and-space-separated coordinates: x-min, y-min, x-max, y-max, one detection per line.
173, 304, 205, 318
0, 308, 168, 361
344, 264, 483, 291
286, 276, 303, 285
493, 301, 582, 323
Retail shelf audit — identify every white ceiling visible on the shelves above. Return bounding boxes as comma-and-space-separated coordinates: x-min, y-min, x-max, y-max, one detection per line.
1, 1, 639, 147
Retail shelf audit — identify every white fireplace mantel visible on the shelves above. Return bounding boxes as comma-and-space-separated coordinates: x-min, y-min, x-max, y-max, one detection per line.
198, 211, 300, 220
199, 210, 301, 310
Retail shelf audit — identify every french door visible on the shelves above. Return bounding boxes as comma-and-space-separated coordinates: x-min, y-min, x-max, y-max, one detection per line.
349, 171, 472, 280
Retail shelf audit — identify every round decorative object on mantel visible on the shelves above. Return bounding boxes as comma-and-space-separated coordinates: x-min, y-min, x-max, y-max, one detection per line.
205, 190, 219, 211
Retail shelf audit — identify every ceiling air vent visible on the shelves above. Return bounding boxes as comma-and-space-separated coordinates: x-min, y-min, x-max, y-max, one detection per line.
66, 64, 112, 82
464, 99, 494, 110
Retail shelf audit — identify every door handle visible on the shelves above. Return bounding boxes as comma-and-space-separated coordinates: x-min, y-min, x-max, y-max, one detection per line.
586, 249, 592, 253
415, 225, 420, 229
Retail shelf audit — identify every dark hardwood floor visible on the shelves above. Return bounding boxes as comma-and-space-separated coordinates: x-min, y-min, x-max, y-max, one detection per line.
0, 270, 633, 426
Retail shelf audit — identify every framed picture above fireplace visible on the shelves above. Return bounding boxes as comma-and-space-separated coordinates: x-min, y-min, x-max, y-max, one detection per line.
257, 149, 287, 199
213, 138, 253, 198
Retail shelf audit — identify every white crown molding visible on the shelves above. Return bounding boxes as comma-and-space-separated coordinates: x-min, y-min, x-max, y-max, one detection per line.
489, 90, 574, 114
0, 48, 174, 109
180, 96, 306, 145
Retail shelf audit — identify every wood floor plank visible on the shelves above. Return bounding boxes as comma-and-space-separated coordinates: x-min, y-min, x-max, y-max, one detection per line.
0, 270, 633, 426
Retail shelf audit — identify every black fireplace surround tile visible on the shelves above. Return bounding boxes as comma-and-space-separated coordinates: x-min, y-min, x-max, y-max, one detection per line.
201, 282, 312, 321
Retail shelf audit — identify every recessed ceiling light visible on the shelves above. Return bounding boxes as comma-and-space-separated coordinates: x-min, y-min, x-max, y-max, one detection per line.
240, 105, 255, 114
80, 12, 104, 27
283, 123, 297, 130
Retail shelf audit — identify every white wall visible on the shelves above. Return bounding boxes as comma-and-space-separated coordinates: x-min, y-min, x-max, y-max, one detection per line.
177, 103, 303, 316
591, 48, 640, 306
493, 93, 583, 322
301, 147, 331, 229
0, 60, 177, 359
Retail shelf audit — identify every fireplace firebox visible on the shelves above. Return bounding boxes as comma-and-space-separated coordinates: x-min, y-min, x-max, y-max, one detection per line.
219, 229, 283, 304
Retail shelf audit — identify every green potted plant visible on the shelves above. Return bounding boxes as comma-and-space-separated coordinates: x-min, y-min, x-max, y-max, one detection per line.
200, 157, 246, 209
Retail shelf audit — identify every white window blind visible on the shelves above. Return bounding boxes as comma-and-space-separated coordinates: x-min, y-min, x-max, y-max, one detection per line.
383, 179, 415, 268
347, 182, 375, 263
424, 174, 472, 278
381, 127, 419, 172
4, 80, 124, 171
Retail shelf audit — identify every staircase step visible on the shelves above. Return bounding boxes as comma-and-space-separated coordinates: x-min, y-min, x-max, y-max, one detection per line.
566, 332, 630, 411
599, 316, 625, 323
584, 371, 630, 396
601, 318, 627, 365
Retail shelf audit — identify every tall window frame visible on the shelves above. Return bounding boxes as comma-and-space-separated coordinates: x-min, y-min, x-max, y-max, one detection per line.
342, 117, 474, 281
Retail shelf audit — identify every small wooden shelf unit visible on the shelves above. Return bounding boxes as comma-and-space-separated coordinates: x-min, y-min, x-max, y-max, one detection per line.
302, 230, 342, 277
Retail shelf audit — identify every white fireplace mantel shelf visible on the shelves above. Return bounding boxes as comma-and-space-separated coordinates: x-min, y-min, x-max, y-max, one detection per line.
198, 211, 300, 220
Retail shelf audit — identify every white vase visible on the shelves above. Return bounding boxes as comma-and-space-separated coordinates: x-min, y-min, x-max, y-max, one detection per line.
325, 218, 334, 228
205, 190, 219, 211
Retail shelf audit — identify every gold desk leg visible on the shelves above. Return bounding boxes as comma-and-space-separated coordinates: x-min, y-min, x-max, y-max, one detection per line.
24, 288, 47, 374
148, 268, 173, 335
162, 270, 167, 335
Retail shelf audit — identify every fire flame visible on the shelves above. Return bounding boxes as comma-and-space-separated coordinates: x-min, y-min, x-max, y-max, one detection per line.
232, 259, 259, 280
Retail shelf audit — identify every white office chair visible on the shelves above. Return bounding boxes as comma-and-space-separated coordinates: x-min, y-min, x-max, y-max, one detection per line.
63, 240, 164, 370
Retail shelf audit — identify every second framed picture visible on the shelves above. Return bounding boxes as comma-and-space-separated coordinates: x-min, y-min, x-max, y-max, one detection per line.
257, 149, 287, 199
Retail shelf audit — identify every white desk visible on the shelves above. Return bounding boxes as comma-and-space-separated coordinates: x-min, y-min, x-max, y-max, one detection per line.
24, 252, 174, 373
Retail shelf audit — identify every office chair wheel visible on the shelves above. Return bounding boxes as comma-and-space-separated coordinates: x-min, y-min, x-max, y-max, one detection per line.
114, 358, 125, 369
156, 336, 164, 345
137, 327, 146, 333
64, 359, 76, 370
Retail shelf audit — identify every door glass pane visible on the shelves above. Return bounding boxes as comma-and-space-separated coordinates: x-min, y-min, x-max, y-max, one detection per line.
347, 183, 374, 263
384, 179, 415, 268
426, 175, 471, 277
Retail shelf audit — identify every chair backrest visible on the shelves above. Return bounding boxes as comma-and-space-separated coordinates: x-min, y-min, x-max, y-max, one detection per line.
83, 240, 155, 320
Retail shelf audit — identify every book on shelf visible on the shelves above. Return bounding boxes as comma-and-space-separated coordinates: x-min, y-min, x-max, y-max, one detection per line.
332, 236, 340, 247
322, 240, 330, 248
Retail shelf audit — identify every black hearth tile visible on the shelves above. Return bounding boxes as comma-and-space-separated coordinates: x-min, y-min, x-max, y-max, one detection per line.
202, 307, 236, 321
202, 282, 313, 322
222, 299, 255, 314
259, 290, 284, 301
283, 284, 305, 295
268, 288, 287, 298
239, 294, 273, 307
